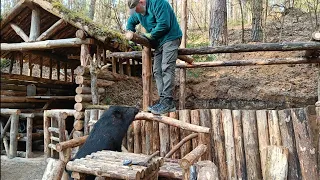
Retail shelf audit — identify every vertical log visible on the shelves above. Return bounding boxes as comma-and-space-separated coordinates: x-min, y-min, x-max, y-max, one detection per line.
89, 55, 99, 105
141, 120, 146, 154
64, 62, 67, 81
179, 110, 192, 157
179, 69, 186, 110
29, 7, 40, 41
89, 110, 98, 132
268, 110, 282, 146
81, 44, 90, 66
291, 108, 318, 179
44, 111, 51, 158
145, 118, 153, 155
264, 146, 289, 180
119, 61, 124, 75
57, 60, 60, 81
126, 59, 131, 76
199, 109, 212, 161
256, 110, 270, 178
127, 124, 134, 153
112, 57, 117, 73
190, 110, 200, 149
232, 110, 247, 180
9, 114, 19, 159
40, 56, 43, 78
134, 120, 142, 154
159, 113, 170, 157
278, 109, 301, 179
169, 111, 180, 159
26, 117, 33, 158
153, 119, 160, 153
28, 54, 33, 76
84, 110, 90, 135
221, 109, 237, 179
49, 58, 53, 80
210, 109, 227, 180
242, 110, 262, 180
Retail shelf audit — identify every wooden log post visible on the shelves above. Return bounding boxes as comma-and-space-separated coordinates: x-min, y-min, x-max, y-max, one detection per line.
44, 111, 51, 158
195, 161, 219, 180
179, 144, 207, 169
153, 117, 160, 153
89, 54, 99, 105
210, 109, 227, 180
29, 6, 40, 41
268, 110, 282, 146
190, 110, 200, 150
145, 114, 153, 155
278, 109, 301, 179
291, 108, 318, 179
179, 68, 186, 110
242, 110, 262, 179
232, 110, 247, 179
42, 158, 66, 180
159, 113, 170, 157
127, 124, 134, 152
221, 109, 237, 179
256, 110, 270, 178
264, 146, 289, 180
179, 110, 192, 157
199, 109, 212, 161
84, 110, 90, 135
10, 23, 29, 42
169, 111, 180, 159
9, 113, 19, 158
77, 30, 90, 66
26, 117, 33, 158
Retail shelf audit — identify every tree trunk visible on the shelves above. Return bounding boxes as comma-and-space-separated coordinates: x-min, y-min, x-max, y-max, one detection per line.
89, 0, 96, 20
209, 0, 228, 46
251, 0, 263, 42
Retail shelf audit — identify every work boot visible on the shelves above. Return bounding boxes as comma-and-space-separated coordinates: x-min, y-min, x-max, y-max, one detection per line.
147, 99, 161, 112
151, 98, 176, 115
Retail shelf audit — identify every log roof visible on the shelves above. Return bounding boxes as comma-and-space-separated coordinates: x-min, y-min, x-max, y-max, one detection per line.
1, 0, 138, 68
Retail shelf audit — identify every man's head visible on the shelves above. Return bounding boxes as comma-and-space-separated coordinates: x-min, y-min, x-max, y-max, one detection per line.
128, 0, 146, 15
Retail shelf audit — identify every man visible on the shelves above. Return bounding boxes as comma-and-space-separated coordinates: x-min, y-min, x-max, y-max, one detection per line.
127, 0, 182, 115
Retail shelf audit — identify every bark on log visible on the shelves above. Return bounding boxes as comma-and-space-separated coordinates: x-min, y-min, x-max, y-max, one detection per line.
74, 66, 130, 81
153, 119, 160, 154
135, 112, 210, 133
168, 111, 180, 159
165, 133, 198, 158
145, 116, 153, 155
37, 19, 66, 41
221, 109, 237, 179
176, 57, 320, 68
256, 110, 270, 178
1, 38, 94, 51
210, 109, 228, 180
133, 120, 142, 154
179, 110, 192, 157
291, 108, 318, 179
268, 110, 282, 146
9, 113, 19, 158
179, 69, 186, 110
264, 146, 289, 180
56, 135, 88, 152
190, 110, 200, 150
42, 158, 65, 180
199, 109, 212, 161
232, 110, 247, 179
180, 144, 207, 169
242, 110, 262, 179
127, 124, 134, 152
278, 109, 301, 179
75, 87, 105, 94
159, 113, 170, 157
89, 55, 99, 105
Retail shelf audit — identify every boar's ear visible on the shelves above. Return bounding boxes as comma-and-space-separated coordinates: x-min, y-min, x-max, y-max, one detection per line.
113, 110, 123, 119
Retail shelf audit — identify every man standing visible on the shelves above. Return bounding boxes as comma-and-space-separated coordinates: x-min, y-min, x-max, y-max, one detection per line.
126, 0, 182, 115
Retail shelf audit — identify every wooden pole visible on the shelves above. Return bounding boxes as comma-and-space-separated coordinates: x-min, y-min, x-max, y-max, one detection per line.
75, 87, 105, 94
232, 110, 247, 179
199, 109, 212, 161
153, 117, 160, 153
242, 110, 262, 179
268, 110, 282, 146
9, 114, 19, 158
256, 110, 270, 178
190, 110, 200, 150
264, 146, 289, 180
159, 113, 170, 157
112, 57, 117, 73
84, 110, 90, 135
10, 23, 29, 42
210, 109, 227, 180
221, 109, 237, 179
29, 6, 40, 41
169, 111, 180, 159
56, 135, 88, 152
291, 108, 318, 179
179, 110, 192, 157
36, 19, 66, 41
42, 158, 65, 180
179, 144, 207, 169
44, 111, 51, 158
74, 66, 131, 81
127, 124, 134, 152
278, 109, 301, 179
179, 69, 186, 110
26, 117, 33, 158
165, 133, 198, 158
176, 57, 320, 68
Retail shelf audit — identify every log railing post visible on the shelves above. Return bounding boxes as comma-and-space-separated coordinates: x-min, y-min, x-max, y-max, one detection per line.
9, 113, 20, 158
26, 117, 33, 158
44, 110, 51, 158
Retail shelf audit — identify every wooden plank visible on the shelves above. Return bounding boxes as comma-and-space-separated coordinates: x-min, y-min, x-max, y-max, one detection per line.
264, 146, 289, 180
242, 110, 262, 180
221, 109, 237, 179
256, 109, 270, 178
210, 109, 227, 180
278, 109, 301, 179
232, 110, 247, 179
291, 108, 318, 179
268, 110, 282, 146
179, 110, 191, 157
